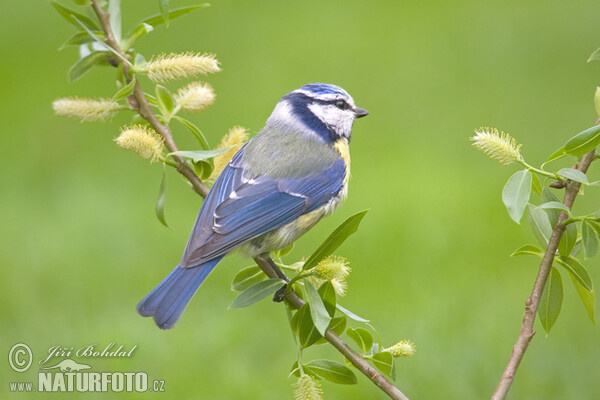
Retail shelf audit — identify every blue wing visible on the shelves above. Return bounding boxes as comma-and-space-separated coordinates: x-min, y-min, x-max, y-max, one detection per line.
180, 146, 346, 267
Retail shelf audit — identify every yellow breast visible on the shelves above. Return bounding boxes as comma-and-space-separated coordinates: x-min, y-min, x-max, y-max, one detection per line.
334, 138, 351, 184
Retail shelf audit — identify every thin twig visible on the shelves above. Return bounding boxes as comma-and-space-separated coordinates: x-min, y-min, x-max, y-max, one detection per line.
90, 0, 209, 198
491, 149, 596, 400
90, 1, 409, 398
253, 257, 410, 400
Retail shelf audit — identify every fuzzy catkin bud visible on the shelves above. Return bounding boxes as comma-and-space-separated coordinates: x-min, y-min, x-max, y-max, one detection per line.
53, 97, 120, 122
386, 340, 416, 358
145, 52, 220, 82
175, 82, 216, 111
294, 374, 322, 400
471, 127, 522, 166
114, 125, 164, 162
208, 126, 249, 182
314, 256, 351, 281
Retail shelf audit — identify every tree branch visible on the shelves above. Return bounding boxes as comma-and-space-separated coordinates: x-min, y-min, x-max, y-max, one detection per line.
90, 0, 209, 198
491, 149, 596, 400
90, 1, 410, 398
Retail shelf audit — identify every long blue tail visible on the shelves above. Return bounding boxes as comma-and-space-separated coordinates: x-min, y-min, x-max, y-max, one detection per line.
136, 257, 223, 329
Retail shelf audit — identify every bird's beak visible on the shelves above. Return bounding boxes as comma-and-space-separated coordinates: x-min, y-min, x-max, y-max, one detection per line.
354, 107, 369, 118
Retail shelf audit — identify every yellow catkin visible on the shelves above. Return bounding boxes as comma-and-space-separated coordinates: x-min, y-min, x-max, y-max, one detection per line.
114, 125, 164, 162
175, 81, 216, 111
53, 97, 120, 122
471, 127, 522, 165
146, 52, 220, 82
208, 126, 248, 182
293, 375, 322, 400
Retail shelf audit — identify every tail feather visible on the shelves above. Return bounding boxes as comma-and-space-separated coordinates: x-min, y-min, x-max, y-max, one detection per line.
136, 257, 222, 329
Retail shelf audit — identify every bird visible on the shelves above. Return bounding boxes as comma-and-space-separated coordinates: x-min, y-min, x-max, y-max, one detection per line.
137, 83, 369, 329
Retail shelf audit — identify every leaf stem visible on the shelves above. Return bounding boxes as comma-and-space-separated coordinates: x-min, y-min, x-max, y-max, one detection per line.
518, 159, 561, 180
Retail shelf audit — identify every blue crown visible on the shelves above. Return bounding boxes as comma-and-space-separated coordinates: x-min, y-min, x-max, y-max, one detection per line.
297, 83, 349, 98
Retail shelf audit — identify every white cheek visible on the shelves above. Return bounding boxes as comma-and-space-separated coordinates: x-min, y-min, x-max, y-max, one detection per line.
308, 104, 354, 138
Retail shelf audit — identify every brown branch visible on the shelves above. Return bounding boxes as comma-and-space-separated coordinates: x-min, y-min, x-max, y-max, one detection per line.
491, 149, 596, 400
90, 1, 410, 398
253, 257, 410, 400
90, 0, 209, 198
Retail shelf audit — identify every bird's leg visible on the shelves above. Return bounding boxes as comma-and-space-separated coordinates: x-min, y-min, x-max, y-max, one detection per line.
255, 253, 290, 302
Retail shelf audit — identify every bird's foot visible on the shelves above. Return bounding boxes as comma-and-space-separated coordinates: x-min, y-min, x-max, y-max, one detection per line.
273, 284, 287, 302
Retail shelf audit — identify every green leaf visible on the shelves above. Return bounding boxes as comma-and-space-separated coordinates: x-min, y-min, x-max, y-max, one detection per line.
158, 0, 170, 27
155, 85, 174, 116
314, 316, 346, 345
318, 281, 336, 317
231, 266, 266, 292
538, 267, 563, 334
568, 273, 595, 323
541, 188, 561, 226
303, 210, 369, 271
293, 304, 322, 348
583, 220, 600, 258
336, 304, 369, 322
174, 116, 211, 149
50, 1, 99, 30
530, 172, 543, 197
542, 147, 566, 167
588, 46, 600, 62
155, 166, 170, 228
169, 148, 231, 163
229, 278, 284, 308
511, 244, 544, 258
108, 0, 122, 43
59, 31, 103, 50
555, 256, 593, 291
304, 360, 357, 385
537, 201, 570, 215
527, 205, 553, 246
122, 5, 209, 49
346, 328, 373, 354
502, 170, 532, 223
305, 281, 332, 336
112, 77, 136, 102
273, 243, 294, 259
68, 51, 109, 82
564, 125, 600, 156
558, 220, 577, 257
371, 351, 394, 378
557, 168, 589, 184
73, 16, 129, 64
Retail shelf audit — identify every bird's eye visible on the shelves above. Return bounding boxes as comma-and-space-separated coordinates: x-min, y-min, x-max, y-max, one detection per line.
334, 100, 348, 110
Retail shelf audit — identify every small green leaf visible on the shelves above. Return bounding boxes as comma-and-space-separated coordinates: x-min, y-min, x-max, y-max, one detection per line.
568, 273, 595, 323
537, 201, 570, 215
530, 172, 543, 197
564, 125, 600, 156
511, 244, 544, 258
336, 304, 369, 322
68, 51, 109, 82
305, 281, 332, 336
231, 266, 266, 292
542, 147, 566, 167
229, 278, 284, 308
193, 160, 214, 181
542, 188, 561, 226
558, 220, 577, 257
318, 281, 336, 317
588, 47, 600, 62
112, 77, 136, 102
314, 316, 346, 345
59, 31, 103, 50
527, 205, 553, 246
583, 220, 600, 258
169, 148, 231, 163
273, 243, 294, 259
555, 256, 593, 291
346, 328, 373, 354
371, 351, 394, 378
557, 168, 589, 184
538, 267, 563, 334
304, 360, 357, 385
155, 166, 170, 228
155, 85, 174, 116
50, 1, 99, 30
108, 0, 122, 43
502, 170, 532, 223
293, 304, 322, 348
174, 116, 211, 149
158, 0, 170, 27
303, 210, 368, 271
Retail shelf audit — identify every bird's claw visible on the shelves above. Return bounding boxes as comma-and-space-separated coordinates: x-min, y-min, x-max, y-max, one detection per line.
273, 284, 287, 302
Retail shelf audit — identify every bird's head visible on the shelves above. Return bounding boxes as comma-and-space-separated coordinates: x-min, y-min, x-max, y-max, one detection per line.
267, 83, 369, 143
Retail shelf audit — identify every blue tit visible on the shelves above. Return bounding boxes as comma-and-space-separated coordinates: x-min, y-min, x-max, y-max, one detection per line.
137, 83, 369, 329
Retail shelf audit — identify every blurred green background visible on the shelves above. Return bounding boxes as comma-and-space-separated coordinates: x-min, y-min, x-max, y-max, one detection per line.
2, 0, 600, 398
